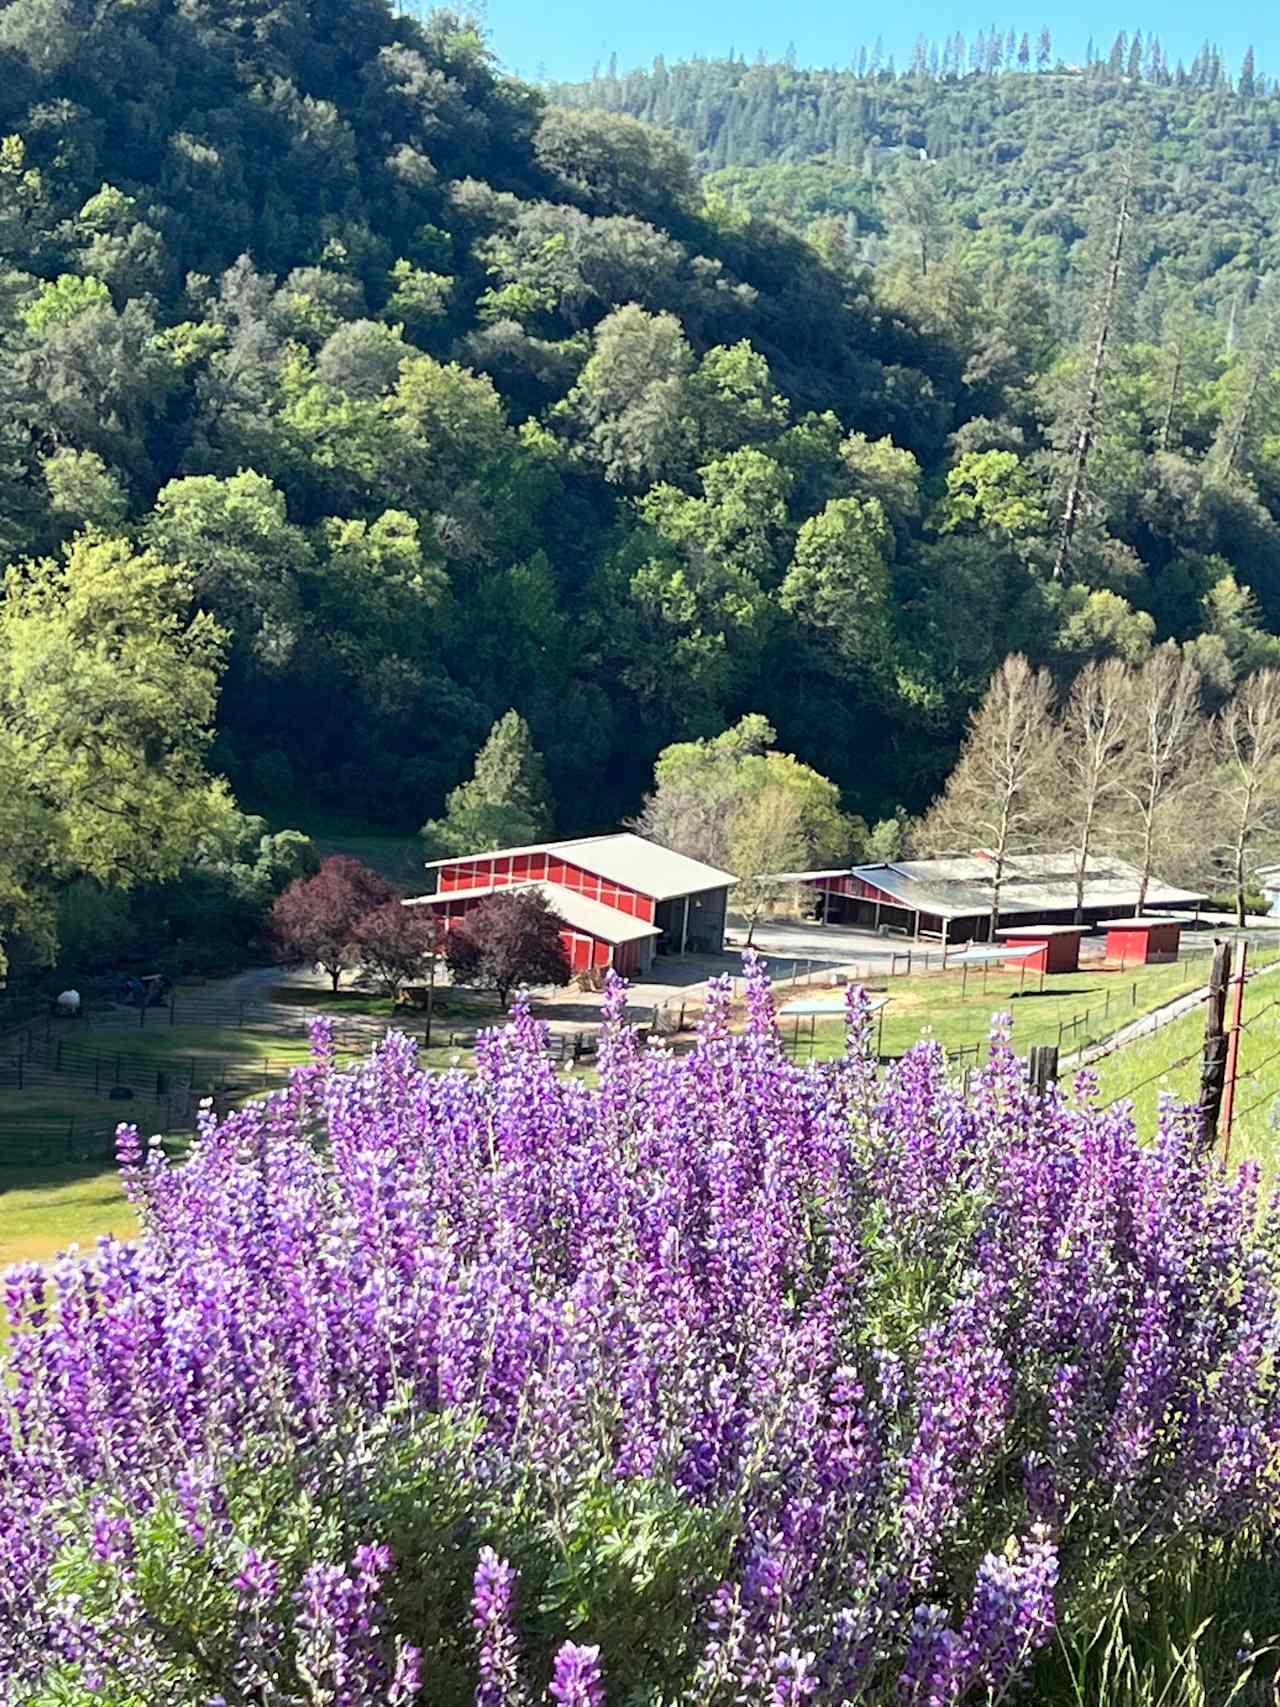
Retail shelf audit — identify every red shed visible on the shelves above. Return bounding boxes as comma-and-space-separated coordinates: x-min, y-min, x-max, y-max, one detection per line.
995, 925, 1087, 975
1104, 917, 1183, 966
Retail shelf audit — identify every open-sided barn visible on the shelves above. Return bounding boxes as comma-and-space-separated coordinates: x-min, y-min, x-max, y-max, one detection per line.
771, 852, 1207, 945
406, 833, 737, 976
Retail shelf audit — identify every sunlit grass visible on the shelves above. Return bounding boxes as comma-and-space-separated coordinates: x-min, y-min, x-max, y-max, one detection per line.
1093, 958, 1280, 1178
0, 1161, 139, 1267
778, 949, 1233, 1065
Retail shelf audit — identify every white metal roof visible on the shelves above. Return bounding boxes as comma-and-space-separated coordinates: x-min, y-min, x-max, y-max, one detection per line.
761, 869, 852, 883
944, 944, 1041, 964
852, 854, 1206, 922
424, 832, 737, 901
405, 881, 661, 946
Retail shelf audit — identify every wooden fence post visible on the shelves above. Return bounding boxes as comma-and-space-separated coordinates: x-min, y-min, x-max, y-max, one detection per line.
1220, 940, 1249, 1161
1199, 941, 1232, 1151
1028, 1044, 1059, 1095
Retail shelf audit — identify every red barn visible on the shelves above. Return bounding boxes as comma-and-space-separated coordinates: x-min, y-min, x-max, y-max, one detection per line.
406, 833, 737, 978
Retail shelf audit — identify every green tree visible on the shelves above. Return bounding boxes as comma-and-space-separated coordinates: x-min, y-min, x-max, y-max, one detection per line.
41, 448, 129, 531
0, 532, 229, 972
635, 713, 859, 880
533, 109, 698, 224
422, 711, 553, 858
144, 471, 311, 666
690, 342, 789, 455
20, 273, 111, 334
779, 497, 894, 667
558, 305, 696, 488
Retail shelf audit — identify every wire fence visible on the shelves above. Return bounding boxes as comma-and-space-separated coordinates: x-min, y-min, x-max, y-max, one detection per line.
4, 937, 1276, 1164
1084, 942, 1280, 1160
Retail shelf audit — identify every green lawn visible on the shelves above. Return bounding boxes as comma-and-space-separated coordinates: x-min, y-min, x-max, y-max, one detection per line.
0, 1161, 140, 1266
250, 806, 426, 892
1093, 960, 1280, 1176
267, 982, 504, 1027
779, 949, 1235, 1066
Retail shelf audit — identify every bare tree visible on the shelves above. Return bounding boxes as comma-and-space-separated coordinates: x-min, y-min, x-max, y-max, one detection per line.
1207, 670, 1280, 926
1059, 657, 1133, 921
729, 783, 808, 944
1156, 293, 1199, 453
1053, 146, 1139, 580
1210, 275, 1280, 483
915, 654, 1061, 940
1112, 644, 1206, 913
630, 772, 733, 870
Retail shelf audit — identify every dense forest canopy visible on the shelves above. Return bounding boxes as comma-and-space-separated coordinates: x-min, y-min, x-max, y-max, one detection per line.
550, 44, 1280, 312
4, 0, 1280, 886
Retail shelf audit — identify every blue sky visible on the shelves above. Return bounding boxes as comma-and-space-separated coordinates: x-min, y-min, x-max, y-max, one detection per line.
482, 0, 1269, 87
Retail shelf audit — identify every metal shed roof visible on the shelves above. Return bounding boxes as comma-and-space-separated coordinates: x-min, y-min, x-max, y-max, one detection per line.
405, 881, 661, 947
424, 832, 737, 902
851, 854, 1206, 922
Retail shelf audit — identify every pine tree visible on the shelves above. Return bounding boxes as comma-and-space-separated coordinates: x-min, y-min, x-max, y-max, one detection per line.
1037, 26, 1052, 71
1240, 45, 1257, 97
1127, 32, 1143, 80
1108, 33, 1127, 77
1018, 32, 1031, 72
1212, 278, 1280, 482
421, 712, 553, 858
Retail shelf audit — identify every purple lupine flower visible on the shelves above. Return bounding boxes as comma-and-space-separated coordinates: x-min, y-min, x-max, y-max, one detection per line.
0, 956, 1277, 1703
473, 1547, 525, 1707
548, 1642, 605, 1706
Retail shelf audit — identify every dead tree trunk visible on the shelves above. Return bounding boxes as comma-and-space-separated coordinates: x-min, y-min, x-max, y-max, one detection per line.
1053, 160, 1135, 580
1157, 338, 1185, 453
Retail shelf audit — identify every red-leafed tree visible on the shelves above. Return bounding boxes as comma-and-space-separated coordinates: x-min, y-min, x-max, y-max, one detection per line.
443, 889, 571, 1006
270, 856, 393, 989
352, 900, 441, 997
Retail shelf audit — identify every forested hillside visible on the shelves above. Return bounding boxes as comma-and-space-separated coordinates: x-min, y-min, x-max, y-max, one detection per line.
5, 0, 1280, 881
550, 48, 1280, 308
0, 0, 971, 845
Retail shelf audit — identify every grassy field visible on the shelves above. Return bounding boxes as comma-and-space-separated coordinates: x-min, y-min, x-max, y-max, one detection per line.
1093, 957, 1280, 1176
0, 1161, 140, 1266
249, 805, 426, 892
779, 948, 1232, 1066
